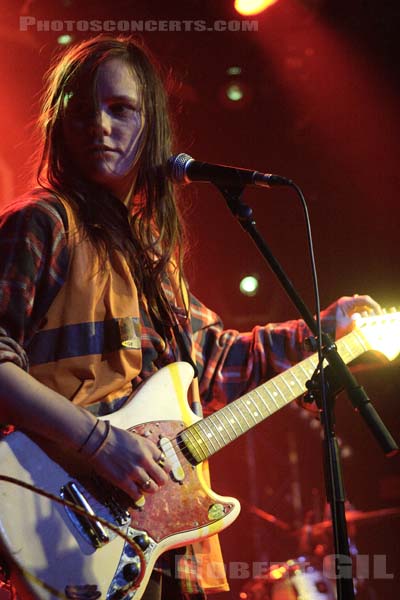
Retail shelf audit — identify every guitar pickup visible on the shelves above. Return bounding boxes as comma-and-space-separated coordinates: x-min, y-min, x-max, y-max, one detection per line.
159, 437, 185, 482
61, 481, 109, 548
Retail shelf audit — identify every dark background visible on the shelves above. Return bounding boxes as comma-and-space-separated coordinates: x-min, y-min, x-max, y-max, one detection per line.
1, 1, 399, 598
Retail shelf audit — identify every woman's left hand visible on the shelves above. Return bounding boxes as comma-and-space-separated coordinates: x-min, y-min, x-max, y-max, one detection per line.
322, 294, 382, 340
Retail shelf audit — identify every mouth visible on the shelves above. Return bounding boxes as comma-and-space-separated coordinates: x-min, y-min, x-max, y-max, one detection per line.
88, 145, 119, 153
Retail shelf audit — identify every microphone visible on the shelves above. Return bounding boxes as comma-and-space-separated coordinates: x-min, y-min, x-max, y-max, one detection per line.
166, 153, 291, 188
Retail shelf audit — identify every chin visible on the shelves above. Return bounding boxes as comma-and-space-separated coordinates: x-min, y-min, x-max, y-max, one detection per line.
85, 167, 120, 186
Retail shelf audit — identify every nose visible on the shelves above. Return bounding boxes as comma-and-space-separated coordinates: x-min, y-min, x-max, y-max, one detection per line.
89, 109, 112, 136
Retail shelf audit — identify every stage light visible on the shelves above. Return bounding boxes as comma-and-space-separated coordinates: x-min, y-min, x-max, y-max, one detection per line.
57, 34, 73, 45
234, 0, 279, 16
227, 66, 242, 76
239, 275, 259, 296
226, 83, 244, 101
268, 564, 287, 580
220, 66, 251, 109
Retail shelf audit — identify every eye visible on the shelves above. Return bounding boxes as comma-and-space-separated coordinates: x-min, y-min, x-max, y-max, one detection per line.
109, 103, 136, 117
66, 100, 94, 119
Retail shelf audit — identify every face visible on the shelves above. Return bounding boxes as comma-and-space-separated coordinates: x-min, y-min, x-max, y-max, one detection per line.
62, 57, 145, 200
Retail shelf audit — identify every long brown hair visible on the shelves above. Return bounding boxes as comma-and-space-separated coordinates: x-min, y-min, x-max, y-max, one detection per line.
37, 35, 186, 324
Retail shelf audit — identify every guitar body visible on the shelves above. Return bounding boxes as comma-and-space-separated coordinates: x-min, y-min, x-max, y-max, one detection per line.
0, 362, 240, 600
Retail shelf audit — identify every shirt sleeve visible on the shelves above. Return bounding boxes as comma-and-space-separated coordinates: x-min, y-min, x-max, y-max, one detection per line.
0, 195, 69, 369
190, 293, 335, 412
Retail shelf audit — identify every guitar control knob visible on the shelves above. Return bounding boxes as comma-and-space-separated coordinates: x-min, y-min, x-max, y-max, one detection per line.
122, 561, 141, 582
133, 533, 150, 551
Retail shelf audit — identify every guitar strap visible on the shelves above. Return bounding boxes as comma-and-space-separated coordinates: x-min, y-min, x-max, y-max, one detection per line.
162, 270, 230, 593
174, 320, 229, 594
171, 322, 202, 419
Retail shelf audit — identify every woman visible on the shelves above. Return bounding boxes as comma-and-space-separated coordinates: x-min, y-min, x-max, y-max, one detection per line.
0, 36, 380, 599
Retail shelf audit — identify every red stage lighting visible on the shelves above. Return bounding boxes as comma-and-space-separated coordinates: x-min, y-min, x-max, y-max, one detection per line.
234, 0, 279, 16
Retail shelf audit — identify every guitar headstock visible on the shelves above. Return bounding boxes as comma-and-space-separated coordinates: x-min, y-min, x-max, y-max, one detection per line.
354, 309, 400, 361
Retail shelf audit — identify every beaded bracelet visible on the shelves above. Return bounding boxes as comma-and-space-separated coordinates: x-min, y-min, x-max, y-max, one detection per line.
86, 420, 111, 461
77, 419, 100, 454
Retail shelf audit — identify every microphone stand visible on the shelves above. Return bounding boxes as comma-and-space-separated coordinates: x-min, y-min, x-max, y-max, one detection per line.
215, 183, 399, 600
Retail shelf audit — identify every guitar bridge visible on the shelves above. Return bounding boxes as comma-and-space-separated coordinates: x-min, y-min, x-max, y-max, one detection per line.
61, 481, 110, 548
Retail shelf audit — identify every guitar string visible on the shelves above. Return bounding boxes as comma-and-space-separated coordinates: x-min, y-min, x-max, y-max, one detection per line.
125, 369, 304, 467
168, 356, 317, 461
161, 320, 373, 465
136, 328, 366, 466
131, 368, 308, 465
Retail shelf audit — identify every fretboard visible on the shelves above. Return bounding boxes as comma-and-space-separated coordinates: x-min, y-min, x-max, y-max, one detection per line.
180, 328, 370, 464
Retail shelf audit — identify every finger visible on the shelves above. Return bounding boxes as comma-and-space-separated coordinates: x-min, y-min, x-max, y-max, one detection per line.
351, 294, 382, 314
120, 479, 150, 501
134, 467, 159, 493
362, 295, 382, 314
156, 450, 167, 469
137, 477, 158, 494
340, 295, 380, 319
133, 443, 171, 485
147, 459, 170, 486
118, 432, 172, 487
143, 446, 172, 485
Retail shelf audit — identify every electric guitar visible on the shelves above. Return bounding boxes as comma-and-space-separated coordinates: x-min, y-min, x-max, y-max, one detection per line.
0, 311, 399, 600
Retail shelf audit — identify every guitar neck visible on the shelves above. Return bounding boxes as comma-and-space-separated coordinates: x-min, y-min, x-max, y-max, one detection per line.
180, 328, 370, 463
